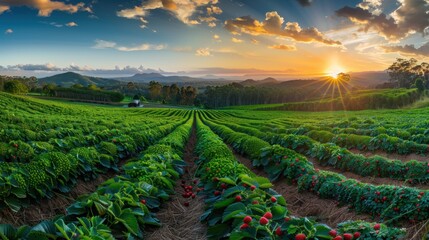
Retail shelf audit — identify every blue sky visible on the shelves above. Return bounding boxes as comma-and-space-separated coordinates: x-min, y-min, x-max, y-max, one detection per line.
0, 0, 428, 78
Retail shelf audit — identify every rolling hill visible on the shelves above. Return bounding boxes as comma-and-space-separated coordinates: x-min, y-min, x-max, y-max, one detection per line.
38, 72, 121, 87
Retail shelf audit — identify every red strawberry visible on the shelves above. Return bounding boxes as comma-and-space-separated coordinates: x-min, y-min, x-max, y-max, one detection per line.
329, 229, 337, 237
243, 216, 252, 224
184, 202, 189, 207
285, 217, 291, 222
275, 227, 283, 236
259, 217, 269, 225
252, 200, 259, 205
235, 195, 242, 202
263, 212, 273, 219
240, 223, 249, 230
140, 199, 146, 205
221, 183, 227, 189
333, 236, 343, 240
353, 232, 361, 239
374, 223, 380, 230
271, 196, 277, 203
250, 185, 256, 191
343, 233, 353, 240
192, 194, 196, 199
295, 233, 306, 240
214, 191, 221, 196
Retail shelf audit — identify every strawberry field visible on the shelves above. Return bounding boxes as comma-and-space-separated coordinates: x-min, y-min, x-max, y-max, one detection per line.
1, 93, 429, 239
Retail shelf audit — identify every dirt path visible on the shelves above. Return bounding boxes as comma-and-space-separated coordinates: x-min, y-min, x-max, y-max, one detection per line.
349, 149, 428, 163
0, 172, 114, 226
146, 123, 206, 240
232, 152, 374, 227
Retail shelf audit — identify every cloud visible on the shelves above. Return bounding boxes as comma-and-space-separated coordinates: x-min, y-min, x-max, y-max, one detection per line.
0, 0, 91, 16
382, 42, 429, 57
195, 48, 212, 56
224, 11, 341, 45
66, 22, 78, 27
4, 28, 12, 34
93, 39, 117, 49
296, 0, 312, 6
9, 63, 62, 71
208, 22, 216, 27
207, 5, 222, 15
336, 0, 429, 41
117, 0, 220, 27
269, 44, 297, 51
93, 39, 165, 52
213, 34, 220, 41
231, 37, 243, 43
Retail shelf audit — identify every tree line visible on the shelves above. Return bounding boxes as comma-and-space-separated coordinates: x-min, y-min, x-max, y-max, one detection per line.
386, 58, 429, 90
148, 81, 197, 105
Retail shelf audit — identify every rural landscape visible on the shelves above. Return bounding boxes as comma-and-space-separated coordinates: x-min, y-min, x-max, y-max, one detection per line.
2, 0, 429, 239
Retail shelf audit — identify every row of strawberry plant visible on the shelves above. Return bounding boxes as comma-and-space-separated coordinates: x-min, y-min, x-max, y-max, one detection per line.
201, 114, 429, 225
0, 114, 186, 212
208, 115, 429, 184
194, 113, 403, 239
0, 114, 194, 239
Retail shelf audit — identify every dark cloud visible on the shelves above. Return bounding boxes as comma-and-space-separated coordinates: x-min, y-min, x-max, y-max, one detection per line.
296, 0, 312, 7
336, 0, 429, 41
224, 11, 341, 46
382, 42, 429, 57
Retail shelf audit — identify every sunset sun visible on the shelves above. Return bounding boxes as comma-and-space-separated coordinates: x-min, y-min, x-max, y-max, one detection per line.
326, 65, 346, 79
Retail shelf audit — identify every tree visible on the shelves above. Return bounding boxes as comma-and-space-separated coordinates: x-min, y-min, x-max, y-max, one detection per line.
42, 83, 56, 96
337, 73, 351, 82
149, 81, 162, 100
386, 58, 426, 88
4, 80, 28, 94
72, 84, 84, 89
415, 78, 425, 92
87, 84, 99, 91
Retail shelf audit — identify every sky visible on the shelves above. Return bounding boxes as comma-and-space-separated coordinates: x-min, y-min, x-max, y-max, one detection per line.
0, 0, 429, 78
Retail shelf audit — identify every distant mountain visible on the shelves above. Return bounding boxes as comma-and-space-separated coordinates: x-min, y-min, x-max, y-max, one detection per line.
118, 73, 226, 83
240, 77, 280, 86
348, 71, 389, 87
39, 72, 121, 87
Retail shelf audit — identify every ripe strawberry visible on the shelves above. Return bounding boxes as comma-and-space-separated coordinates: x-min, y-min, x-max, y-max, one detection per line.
285, 217, 291, 222
250, 185, 256, 191
353, 232, 361, 239
240, 223, 249, 230
343, 233, 353, 240
192, 194, 196, 199
235, 195, 242, 202
270, 196, 277, 203
329, 229, 337, 237
259, 217, 269, 225
374, 223, 380, 230
263, 212, 273, 219
252, 200, 259, 205
275, 227, 283, 236
184, 202, 189, 207
221, 183, 227, 189
243, 216, 252, 224
333, 236, 343, 240
295, 233, 306, 240
140, 199, 146, 205
214, 190, 221, 196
